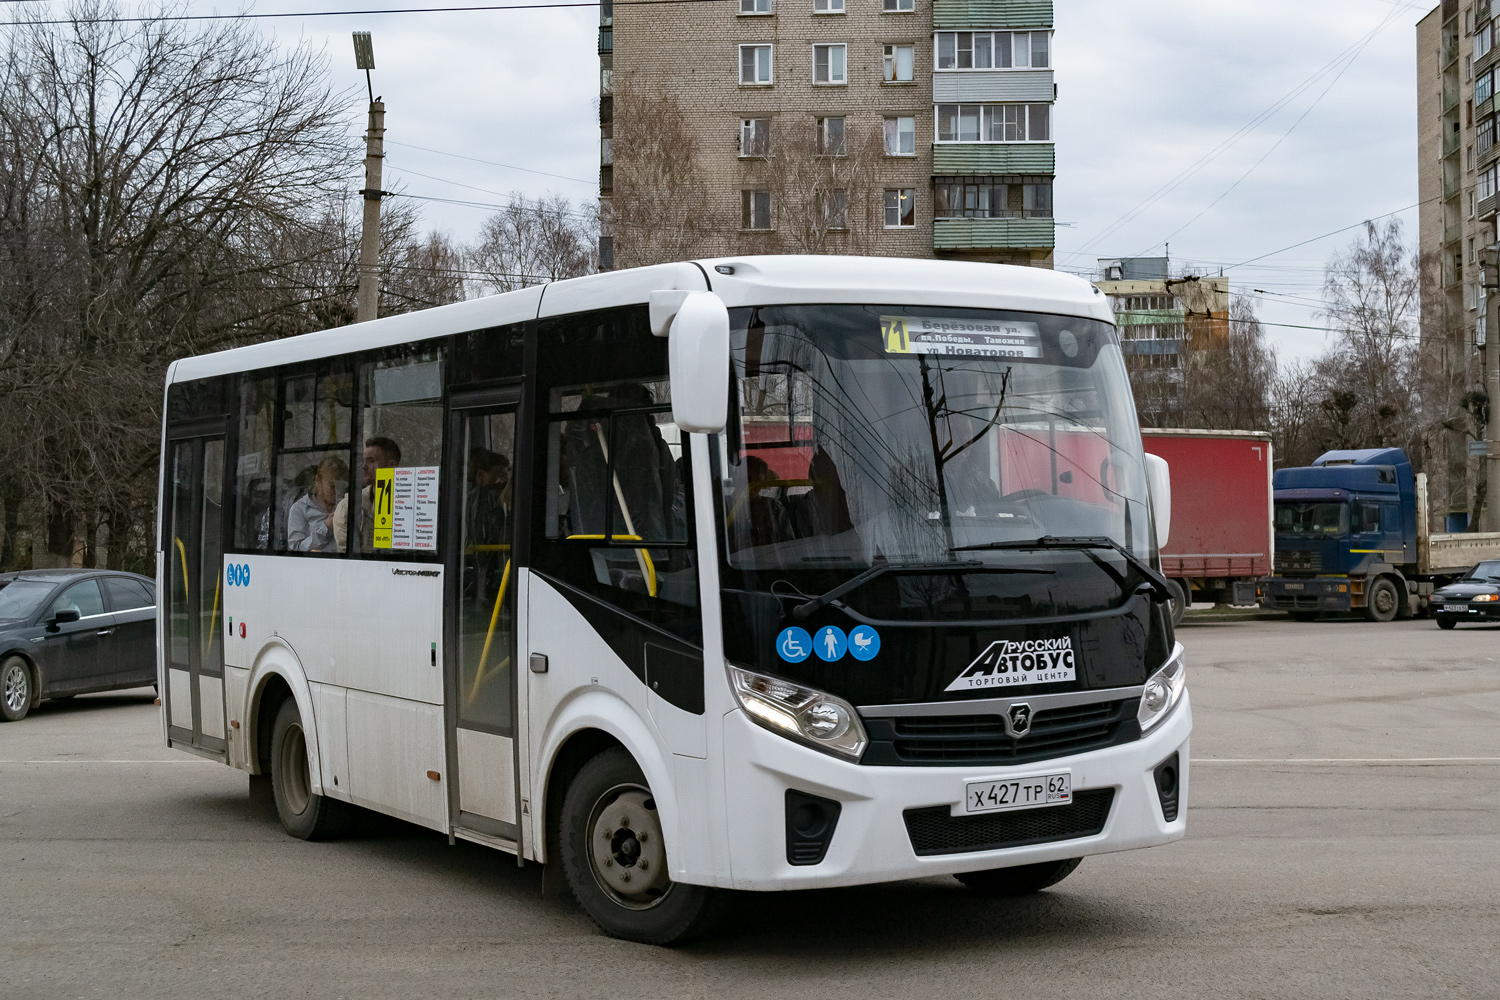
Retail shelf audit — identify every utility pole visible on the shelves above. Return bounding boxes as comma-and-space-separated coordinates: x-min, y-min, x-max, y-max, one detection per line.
1481, 245, 1500, 530
353, 32, 383, 324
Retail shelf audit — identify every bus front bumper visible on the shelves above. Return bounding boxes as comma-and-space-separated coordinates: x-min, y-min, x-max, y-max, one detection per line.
716, 690, 1191, 891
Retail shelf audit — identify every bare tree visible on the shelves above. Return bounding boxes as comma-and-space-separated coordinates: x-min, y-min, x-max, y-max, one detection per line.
1178, 296, 1276, 431
751, 116, 886, 256
467, 193, 596, 294
0, 3, 354, 570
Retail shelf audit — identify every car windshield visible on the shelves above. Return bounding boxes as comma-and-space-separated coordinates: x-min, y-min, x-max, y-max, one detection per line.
712, 304, 1154, 618
1275, 501, 1347, 536
0, 580, 56, 623
1462, 560, 1500, 582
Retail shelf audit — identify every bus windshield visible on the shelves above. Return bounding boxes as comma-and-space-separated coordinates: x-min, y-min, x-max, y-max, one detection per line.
714, 304, 1154, 617
1275, 501, 1347, 537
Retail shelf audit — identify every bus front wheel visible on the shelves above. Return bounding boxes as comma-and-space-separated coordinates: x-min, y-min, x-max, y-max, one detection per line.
558, 747, 720, 945
955, 858, 1082, 895
269, 699, 350, 840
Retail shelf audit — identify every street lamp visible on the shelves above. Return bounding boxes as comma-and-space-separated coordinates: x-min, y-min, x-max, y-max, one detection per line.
353, 31, 375, 103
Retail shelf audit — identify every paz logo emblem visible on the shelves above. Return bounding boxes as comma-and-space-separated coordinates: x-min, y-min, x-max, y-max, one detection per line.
1004, 703, 1033, 738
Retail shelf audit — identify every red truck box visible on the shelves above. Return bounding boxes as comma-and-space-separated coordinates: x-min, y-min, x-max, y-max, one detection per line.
1142, 429, 1273, 606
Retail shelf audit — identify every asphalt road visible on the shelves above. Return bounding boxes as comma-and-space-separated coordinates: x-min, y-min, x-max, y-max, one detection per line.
2, 617, 1497, 999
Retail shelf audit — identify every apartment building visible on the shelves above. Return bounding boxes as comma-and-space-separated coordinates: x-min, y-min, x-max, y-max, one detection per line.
1417, 0, 1490, 526
597, 0, 1056, 270
1095, 256, 1230, 426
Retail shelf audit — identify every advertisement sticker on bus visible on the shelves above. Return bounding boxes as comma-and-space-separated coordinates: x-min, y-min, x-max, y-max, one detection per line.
944, 637, 1077, 691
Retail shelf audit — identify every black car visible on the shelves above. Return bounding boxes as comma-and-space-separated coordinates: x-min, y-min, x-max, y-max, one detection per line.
1431, 560, 1500, 629
0, 569, 157, 721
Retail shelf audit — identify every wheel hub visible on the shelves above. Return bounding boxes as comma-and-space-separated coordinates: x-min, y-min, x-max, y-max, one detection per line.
3, 663, 26, 713
588, 787, 670, 909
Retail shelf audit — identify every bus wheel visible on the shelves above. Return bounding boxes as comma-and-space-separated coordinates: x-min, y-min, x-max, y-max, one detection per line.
1364, 578, 1399, 623
269, 699, 349, 840
955, 858, 1082, 895
559, 747, 719, 945
1, 656, 32, 722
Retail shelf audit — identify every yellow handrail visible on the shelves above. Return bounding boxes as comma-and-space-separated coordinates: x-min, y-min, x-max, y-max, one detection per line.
174, 537, 189, 603
205, 572, 221, 661
466, 559, 512, 707
591, 424, 659, 598
566, 534, 657, 596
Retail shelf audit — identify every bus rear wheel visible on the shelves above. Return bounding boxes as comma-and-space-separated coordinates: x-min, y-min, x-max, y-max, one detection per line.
955, 858, 1082, 895
558, 747, 720, 945
269, 699, 349, 840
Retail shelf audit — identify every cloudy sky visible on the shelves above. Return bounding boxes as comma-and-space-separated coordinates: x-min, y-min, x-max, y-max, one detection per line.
19, 0, 1431, 359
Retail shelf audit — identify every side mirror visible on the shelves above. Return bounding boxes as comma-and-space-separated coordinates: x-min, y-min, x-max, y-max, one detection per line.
48, 608, 81, 631
1144, 453, 1171, 548
662, 290, 730, 434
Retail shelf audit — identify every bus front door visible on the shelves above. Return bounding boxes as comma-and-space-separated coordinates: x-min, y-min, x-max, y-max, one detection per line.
445, 399, 522, 843
163, 430, 229, 758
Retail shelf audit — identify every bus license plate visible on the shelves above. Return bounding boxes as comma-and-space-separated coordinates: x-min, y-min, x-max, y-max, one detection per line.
965, 772, 1072, 815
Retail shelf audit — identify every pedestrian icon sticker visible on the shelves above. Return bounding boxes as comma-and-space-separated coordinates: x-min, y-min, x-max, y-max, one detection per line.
777, 627, 813, 663
848, 625, 880, 660
814, 626, 848, 662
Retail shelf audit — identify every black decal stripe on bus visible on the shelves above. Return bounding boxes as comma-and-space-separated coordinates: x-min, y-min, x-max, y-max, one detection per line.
532, 572, 705, 716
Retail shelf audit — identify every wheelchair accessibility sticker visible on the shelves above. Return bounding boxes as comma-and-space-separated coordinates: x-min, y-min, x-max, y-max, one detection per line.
777, 627, 812, 663
778, 625, 881, 663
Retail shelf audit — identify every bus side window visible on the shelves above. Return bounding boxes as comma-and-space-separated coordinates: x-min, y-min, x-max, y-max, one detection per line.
273, 366, 353, 555
346, 349, 445, 557
234, 375, 276, 551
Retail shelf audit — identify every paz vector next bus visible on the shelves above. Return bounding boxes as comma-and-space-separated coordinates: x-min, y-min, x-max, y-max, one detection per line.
156, 256, 1190, 944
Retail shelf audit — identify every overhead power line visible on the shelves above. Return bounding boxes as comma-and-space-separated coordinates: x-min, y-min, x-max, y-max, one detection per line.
0, 0, 714, 27
387, 140, 593, 186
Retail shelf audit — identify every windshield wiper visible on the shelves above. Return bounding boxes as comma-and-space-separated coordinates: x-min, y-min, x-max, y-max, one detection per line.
949, 535, 1174, 602
789, 557, 1051, 621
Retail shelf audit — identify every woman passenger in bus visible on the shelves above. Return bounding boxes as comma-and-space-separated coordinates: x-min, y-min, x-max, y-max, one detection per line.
286, 456, 348, 552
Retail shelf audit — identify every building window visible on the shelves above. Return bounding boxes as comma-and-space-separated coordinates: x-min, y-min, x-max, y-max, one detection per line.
813, 0, 844, 11
1480, 164, 1497, 201
740, 0, 771, 12
1471, 238, 1478, 264
818, 189, 849, 229
743, 190, 773, 229
1481, 117, 1496, 156
741, 118, 771, 156
1473, 189, 1478, 218
1478, 70, 1494, 106
883, 115, 916, 155
935, 31, 1051, 70
884, 0, 915, 8
883, 44, 914, 82
813, 44, 847, 84
816, 116, 846, 155
1468, 54, 1474, 80
884, 188, 915, 228
934, 175, 1053, 219
1479, 22, 1494, 59
1470, 145, 1477, 171
598, 235, 613, 270
740, 44, 773, 84
936, 104, 1049, 142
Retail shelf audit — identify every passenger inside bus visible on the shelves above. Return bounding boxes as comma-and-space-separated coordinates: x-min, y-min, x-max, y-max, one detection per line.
333, 436, 401, 552
285, 456, 348, 552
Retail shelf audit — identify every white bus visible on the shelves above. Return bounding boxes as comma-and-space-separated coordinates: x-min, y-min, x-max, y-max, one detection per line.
158, 256, 1190, 944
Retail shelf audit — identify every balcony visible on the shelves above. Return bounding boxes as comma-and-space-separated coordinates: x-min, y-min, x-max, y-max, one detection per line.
933, 0, 1053, 30
932, 143, 1054, 174
933, 217, 1055, 251
1482, 193, 1498, 218
598, 27, 612, 55
1445, 129, 1462, 158
1445, 173, 1461, 200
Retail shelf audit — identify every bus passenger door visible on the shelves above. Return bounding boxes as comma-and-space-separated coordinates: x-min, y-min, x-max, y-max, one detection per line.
163, 430, 230, 758
445, 396, 522, 843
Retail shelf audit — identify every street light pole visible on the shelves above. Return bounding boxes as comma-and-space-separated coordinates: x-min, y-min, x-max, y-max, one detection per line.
353, 32, 383, 324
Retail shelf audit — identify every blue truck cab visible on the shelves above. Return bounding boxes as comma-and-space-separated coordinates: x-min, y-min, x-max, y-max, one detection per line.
1259, 448, 1423, 621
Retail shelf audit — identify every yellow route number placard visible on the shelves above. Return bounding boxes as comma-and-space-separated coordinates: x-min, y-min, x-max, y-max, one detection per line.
372, 467, 394, 549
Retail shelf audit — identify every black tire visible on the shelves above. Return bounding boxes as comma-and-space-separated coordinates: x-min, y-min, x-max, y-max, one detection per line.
1289, 611, 1320, 622
1364, 577, 1399, 623
1437, 617, 1458, 630
1, 656, 32, 722
1165, 580, 1187, 627
558, 747, 721, 945
269, 699, 350, 840
955, 858, 1083, 896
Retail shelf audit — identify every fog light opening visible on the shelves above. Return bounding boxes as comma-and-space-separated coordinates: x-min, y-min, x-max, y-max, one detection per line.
1153, 752, 1181, 823
785, 789, 842, 866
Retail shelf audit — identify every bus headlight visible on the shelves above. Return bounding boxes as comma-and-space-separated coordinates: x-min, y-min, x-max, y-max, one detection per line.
729, 665, 867, 760
1138, 645, 1186, 734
